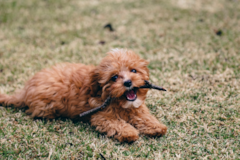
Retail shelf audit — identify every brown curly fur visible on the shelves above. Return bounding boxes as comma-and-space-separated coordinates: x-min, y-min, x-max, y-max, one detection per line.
0, 49, 167, 142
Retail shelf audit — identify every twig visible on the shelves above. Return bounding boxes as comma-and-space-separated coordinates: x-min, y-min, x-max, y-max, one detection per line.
140, 80, 167, 91
79, 96, 112, 117
79, 80, 166, 117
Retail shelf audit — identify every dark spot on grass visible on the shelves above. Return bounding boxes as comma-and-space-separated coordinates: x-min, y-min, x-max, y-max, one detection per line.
215, 29, 223, 36
99, 40, 106, 45
104, 23, 114, 32
65, 143, 73, 146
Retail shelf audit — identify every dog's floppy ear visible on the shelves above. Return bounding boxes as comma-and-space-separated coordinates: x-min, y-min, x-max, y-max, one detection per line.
89, 69, 101, 96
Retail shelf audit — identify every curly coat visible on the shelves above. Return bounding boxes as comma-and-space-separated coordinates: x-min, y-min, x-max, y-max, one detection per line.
0, 49, 167, 142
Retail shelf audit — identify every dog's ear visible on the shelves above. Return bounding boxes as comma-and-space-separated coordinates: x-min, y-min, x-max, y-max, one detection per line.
89, 69, 101, 96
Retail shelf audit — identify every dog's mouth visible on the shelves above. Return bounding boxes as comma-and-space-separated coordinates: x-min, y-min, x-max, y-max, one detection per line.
124, 88, 137, 101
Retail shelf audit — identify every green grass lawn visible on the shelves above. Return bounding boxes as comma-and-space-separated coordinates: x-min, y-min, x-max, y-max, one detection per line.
0, 0, 239, 159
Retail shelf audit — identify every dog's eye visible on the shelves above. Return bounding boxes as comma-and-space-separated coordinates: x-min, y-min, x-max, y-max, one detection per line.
131, 69, 137, 73
111, 75, 118, 81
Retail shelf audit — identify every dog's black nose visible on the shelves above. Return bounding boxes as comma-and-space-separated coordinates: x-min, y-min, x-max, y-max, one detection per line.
124, 80, 132, 87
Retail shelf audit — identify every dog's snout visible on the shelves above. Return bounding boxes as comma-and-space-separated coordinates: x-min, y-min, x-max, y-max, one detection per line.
124, 80, 132, 87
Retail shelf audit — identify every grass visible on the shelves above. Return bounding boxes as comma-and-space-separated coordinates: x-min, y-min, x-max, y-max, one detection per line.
0, 0, 240, 159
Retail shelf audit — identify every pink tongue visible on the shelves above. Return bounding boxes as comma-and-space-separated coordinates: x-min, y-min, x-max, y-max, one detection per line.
126, 90, 135, 99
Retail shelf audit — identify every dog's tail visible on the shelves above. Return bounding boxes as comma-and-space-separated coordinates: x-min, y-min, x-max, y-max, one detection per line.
0, 91, 26, 108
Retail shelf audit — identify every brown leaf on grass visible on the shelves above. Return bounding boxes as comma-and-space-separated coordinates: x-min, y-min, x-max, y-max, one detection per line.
14, 149, 20, 154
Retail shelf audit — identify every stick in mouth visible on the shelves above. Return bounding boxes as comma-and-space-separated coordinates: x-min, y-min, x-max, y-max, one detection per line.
79, 96, 112, 117
140, 80, 167, 91
79, 80, 166, 117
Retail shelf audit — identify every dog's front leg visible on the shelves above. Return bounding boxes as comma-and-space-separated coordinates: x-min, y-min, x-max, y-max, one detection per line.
90, 112, 139, 143
129, 105, 167, 137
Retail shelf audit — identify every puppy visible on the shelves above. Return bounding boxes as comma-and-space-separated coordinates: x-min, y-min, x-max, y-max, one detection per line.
0, 49, 167, 142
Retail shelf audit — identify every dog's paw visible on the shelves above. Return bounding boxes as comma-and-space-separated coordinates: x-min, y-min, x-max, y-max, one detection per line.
115, 129, 139, 143
143, 124, 167, 137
